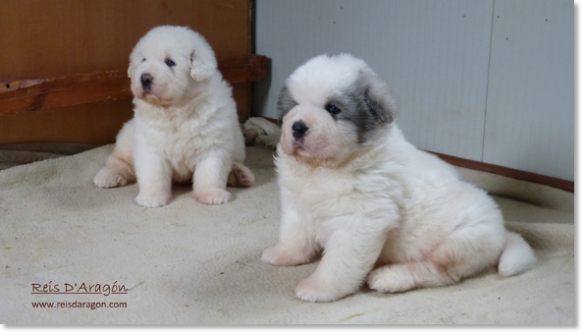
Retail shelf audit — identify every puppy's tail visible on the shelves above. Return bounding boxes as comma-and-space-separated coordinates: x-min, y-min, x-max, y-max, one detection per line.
227, 162, 255, 187
498, 231, 536, 277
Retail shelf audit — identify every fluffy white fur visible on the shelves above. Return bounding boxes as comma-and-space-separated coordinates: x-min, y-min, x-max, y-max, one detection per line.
94, 25, 253, 207
262, 54, 536, 302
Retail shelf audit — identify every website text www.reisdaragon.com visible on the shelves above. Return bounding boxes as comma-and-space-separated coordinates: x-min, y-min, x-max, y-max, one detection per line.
31, 301, 127, 310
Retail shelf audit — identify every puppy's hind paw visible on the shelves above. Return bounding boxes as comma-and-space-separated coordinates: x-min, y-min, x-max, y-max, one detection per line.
193, 187, 231, 205
94, 167, 128, 188
367, 265, 414, 294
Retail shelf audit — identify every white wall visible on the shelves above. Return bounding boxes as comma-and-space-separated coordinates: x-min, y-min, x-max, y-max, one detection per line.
253, 0, 574, 181
483, 0, 574, 181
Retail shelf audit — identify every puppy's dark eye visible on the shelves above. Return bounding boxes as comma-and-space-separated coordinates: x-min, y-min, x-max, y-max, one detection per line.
165, 59, 176, 67
325, 104, 341, 115
141, 58, 146, 62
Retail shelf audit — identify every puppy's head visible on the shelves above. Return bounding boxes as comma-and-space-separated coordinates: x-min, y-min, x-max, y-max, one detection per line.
278, 54, 397, 167
128, 25, 218, 107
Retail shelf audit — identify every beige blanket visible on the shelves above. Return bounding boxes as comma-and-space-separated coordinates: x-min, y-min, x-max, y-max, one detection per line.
0, 145, 574, 324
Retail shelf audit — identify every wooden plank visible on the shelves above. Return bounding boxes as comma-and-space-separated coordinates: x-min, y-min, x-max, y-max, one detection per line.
0, 55, 267, 115
429, 151, 574, 193
0, 0, 251, 77
0, 71, 129, 115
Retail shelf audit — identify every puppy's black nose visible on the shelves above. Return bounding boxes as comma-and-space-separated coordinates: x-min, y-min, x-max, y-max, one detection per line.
292, 121, 308, 139
140, 73, 153, 90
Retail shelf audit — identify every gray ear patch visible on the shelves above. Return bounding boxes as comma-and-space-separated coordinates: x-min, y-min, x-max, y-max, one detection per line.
332, 72, 396, 144
364, 89, 394, 124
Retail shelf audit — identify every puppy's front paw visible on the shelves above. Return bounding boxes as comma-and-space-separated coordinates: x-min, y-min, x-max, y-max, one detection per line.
295, 274, 350, 303
193, 188, 231, 205
261, 244, 310, 266
94, 167, 128, 188
135, 191, 171, 208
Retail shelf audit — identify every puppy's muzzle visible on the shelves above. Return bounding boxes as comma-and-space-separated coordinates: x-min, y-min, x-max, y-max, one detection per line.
140, 73, 154, 91
292, 121, 309, 140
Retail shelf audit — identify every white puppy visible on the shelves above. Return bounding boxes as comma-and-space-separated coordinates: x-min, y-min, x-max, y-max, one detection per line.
262, 54, 536, 302
94, 25, 254, 207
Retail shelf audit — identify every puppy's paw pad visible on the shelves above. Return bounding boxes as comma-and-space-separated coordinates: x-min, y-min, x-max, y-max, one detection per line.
94, 168, 127, 188
235, 170, 254, 187
261, 245, 308, 266
228, 163, 255, 187
135, 192, 171, 208
295, 276, 342, 303
194, 188, 230, 205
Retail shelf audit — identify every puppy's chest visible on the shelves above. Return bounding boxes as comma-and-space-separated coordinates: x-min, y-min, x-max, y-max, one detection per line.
283, 165, 404, 245
286, 170, 369, 219
146, 120, 210, 153
139, 118, 217, 179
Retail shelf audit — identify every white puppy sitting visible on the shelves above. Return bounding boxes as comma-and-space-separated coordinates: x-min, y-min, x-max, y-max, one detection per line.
94, 25, 254, 207
261, 54, 536, 302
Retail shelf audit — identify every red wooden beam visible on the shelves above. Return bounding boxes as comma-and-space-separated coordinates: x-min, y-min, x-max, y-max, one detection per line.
0, 55, 268, 115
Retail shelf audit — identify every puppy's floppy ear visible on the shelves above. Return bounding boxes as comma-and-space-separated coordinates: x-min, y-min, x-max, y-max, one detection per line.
361, 72, 397, 124
127, 61, 136, 78
127, 51, 139, 78
189, 32, 218, 81
276, 85, 297, 127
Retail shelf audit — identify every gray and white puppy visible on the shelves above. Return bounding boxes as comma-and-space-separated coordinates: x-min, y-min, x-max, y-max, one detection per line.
262, 54, 535, 303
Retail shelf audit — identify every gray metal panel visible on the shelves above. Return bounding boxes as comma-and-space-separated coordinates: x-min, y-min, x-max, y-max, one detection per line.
483, 0, 574, 180
254, 0, 494, 160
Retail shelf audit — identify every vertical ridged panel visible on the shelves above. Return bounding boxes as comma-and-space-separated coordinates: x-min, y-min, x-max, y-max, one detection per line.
483, 0, 573, 180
